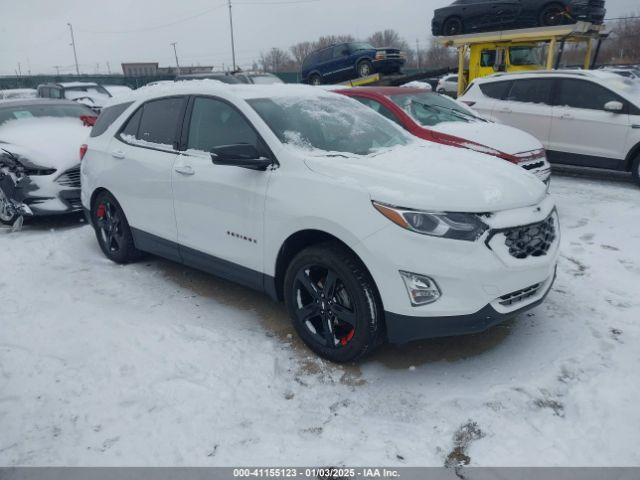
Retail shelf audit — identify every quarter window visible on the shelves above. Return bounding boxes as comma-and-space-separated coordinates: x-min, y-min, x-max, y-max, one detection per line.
187, 97, 259, 152
555, 79, 623, 111
505, 79, 554, 104
91, 102, 133, 138
479, 81, 512, 100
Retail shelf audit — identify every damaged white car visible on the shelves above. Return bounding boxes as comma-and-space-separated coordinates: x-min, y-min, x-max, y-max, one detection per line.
0, 99, 96, 226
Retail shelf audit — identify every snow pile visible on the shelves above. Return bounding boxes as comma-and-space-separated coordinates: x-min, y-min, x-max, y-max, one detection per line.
402, 81, 432, 91
0, 175, 639, 466
0, 117, 90, 171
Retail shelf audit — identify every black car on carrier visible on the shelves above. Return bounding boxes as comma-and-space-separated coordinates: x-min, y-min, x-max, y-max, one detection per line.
432, 0, 606, 37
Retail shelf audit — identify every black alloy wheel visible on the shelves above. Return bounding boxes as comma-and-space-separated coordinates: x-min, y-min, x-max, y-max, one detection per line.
284, 243, 383, 363
93, 191, 140, 264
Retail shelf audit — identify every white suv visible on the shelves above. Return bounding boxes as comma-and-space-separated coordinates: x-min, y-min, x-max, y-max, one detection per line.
460, 70, 640, 185
81, 82, 559, 362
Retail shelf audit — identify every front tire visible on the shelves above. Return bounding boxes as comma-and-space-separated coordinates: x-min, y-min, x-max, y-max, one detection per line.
0, 185, 17, 226
284, 242, 384, 363
92, 191, 140, 264
357, 60, 373, 78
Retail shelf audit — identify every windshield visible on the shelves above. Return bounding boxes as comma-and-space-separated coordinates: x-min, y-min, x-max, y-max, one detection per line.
349, 42, 375, 52
0, 103, 96, 126
249, 95, 410, 156
509, 46, 544, 66
390, 92, 479, 126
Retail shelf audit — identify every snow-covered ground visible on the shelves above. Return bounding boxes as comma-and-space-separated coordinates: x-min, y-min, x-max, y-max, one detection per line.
1, 174, 639, 467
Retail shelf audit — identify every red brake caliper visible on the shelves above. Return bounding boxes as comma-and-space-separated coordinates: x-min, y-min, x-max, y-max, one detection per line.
96, 204, 106, 219
340, 329, 355, 346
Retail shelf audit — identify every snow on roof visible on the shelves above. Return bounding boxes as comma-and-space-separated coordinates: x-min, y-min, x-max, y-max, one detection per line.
58, 82, 100, 88
104, 80, 336, 108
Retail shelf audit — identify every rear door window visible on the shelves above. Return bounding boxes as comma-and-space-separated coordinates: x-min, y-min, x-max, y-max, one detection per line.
479, 81, 512, 100
317, 48, 332, 63
134, 97, 186, 147
505, 79, 554, 104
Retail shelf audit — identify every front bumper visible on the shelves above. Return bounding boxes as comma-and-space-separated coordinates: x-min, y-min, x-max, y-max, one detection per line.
353, 196, 559, 343
373, 58, 405, 74
386, 269, 555, 343
2, 171, 82, 217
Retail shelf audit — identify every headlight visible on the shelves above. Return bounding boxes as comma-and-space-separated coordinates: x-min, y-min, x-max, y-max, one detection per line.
373, 201, 488, 241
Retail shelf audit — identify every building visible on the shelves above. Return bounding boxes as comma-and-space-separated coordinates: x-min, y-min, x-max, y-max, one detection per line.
121, 63, 214, 77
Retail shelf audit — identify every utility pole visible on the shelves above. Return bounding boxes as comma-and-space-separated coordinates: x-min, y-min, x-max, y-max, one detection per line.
17, 62, 22, 77
227, 0, 237, 71
54, 66, 61, 76
170, 42, 181, 75
67, 22, 80, 75
416, 39, 421, 70
106, 61, 111, 74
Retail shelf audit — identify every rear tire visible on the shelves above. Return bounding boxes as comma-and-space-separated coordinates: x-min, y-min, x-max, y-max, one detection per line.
442, 17, 463, 36
539, 3, 566, 27
283, 242, 384, 363
92, 191, 141, 264
632, 154, 640, 187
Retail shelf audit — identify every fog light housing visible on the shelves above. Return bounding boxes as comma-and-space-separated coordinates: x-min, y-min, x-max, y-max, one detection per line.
400, 271, 441, 306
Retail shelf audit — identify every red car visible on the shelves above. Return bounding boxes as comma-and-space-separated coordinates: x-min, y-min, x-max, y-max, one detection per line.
336, 86, 550, 183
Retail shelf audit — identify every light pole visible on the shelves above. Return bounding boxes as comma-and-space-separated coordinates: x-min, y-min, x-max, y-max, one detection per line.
171, 42, 181, 75
228, 0, 237, 71
416, 39, 421, 70
67, 23, 80, 75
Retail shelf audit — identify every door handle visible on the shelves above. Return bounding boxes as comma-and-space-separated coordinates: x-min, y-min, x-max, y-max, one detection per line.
175, 165, 195, 176
111, 150, 125, 159
499, 107, 512, 113
560, 113, 573, 120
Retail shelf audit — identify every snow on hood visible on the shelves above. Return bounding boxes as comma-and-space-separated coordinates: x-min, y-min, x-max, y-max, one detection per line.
303, 142, 546, 213
0, 117, 90, 172
430, 121, 542, 155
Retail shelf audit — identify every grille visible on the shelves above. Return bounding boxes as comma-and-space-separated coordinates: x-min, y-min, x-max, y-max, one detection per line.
499, 283, 541, 307
503, 215, 556, 259
56, 167, 81, 188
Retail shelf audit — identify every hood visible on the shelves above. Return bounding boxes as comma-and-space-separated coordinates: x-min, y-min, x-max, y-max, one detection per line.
0, 117, 90, 173
302, 142, 546, 213
429, 121, 542, 155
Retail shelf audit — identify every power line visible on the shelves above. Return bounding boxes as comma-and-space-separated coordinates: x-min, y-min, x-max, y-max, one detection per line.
77, 3, 227, 34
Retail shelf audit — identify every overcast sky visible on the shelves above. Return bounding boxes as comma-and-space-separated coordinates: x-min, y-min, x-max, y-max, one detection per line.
0, 0, 637, 75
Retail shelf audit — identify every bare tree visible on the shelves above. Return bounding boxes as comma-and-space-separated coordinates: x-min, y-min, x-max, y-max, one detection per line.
314, 34, 355, 50
290, 41, 315, 69
420, 38, 458, 70
259, 47, 294, 72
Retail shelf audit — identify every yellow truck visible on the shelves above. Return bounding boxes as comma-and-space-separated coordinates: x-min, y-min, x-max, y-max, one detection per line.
438, 21, 608, 96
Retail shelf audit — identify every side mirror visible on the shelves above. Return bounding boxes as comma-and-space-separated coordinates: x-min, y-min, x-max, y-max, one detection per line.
604, 101, 624, 113
211, 144, 273, 171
